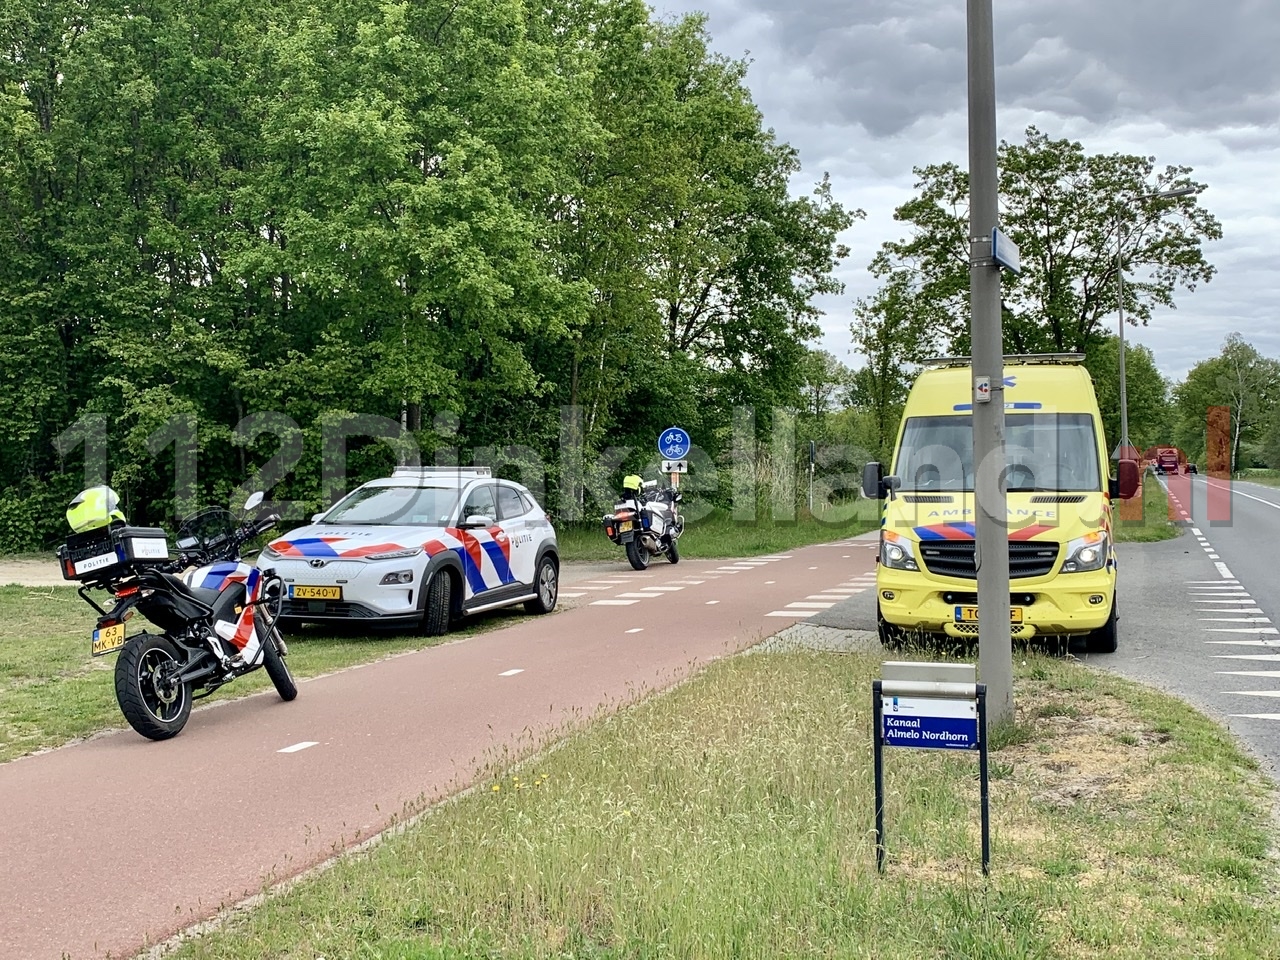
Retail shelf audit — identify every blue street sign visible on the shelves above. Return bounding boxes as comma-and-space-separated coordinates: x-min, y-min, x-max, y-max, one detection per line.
658, 426, 691, 460
992, 227, 1021, 273
880, 696, 978, 751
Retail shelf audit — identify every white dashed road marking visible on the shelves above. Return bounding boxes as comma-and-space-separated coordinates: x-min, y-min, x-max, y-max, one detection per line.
591, 599, 639, 606
278, 742, 318, 754
499, 669, 524, 677
625, 628, 643, 634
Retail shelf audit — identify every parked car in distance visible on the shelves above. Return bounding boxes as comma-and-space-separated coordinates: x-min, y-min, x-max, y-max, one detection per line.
258, 467, 559, 635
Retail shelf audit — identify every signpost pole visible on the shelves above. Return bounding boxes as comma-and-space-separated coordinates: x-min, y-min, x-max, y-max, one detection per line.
967, 0, 1014, 724
977, 682, 990, 875
872, 679, 886, 874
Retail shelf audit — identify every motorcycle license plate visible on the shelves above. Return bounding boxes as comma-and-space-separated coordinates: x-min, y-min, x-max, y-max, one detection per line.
954, 606, 1024, 624
618, 521, 634, 532
91, 622, 126, 657
289, 585, 342, 601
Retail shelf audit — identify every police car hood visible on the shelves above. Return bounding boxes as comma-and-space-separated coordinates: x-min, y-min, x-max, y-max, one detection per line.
266, 523, 494, 560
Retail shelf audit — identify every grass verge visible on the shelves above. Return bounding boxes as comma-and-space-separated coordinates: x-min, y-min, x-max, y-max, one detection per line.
557, 503, 879, 562
0, 585, 522, 763
155, 649, 1280, 959
1113, 475, 1181, 543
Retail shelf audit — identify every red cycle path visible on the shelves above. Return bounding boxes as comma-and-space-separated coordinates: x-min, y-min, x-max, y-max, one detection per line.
0, 540, 877, 959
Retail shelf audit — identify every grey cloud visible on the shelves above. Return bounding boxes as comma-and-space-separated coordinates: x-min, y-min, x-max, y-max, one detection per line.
664, 0, 1280, 135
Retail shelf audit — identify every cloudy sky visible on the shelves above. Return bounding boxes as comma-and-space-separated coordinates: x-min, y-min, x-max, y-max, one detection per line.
652, 0, 1280, 383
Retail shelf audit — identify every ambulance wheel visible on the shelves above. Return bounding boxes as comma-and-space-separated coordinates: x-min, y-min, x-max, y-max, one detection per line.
877, 603, 906, 649
1086, 599, 1118, 654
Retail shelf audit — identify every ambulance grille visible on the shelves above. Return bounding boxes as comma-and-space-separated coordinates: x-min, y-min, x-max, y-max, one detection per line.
918, 541, 1060, 580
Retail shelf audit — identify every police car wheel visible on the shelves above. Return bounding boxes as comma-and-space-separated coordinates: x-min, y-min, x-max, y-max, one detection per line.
422, 571, 453, 636
525, 556, 558, 614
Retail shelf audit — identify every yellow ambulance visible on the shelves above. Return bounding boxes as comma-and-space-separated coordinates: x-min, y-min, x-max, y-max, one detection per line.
861, 355, 1141, 652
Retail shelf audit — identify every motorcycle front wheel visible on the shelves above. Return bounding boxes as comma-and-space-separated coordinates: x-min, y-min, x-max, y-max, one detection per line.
258, 612, 298, 701
114, 633, 193, 741
665, 535, 680, 564
625, 538, 650, 571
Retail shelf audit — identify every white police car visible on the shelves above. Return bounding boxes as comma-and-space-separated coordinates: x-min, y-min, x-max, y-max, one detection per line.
259, 467, 559, 634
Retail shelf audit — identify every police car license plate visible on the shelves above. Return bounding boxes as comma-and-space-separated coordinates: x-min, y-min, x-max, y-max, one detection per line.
955, 606, 1023, 624
290, 585, 342, 601
91, 622, 126, 657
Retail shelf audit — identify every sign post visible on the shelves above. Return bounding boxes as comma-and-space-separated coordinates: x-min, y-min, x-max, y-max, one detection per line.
872, 661, 990, 875
658, 427, 691, 490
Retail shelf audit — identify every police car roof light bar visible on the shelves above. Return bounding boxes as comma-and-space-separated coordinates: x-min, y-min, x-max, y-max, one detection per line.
391, 466, 493, 478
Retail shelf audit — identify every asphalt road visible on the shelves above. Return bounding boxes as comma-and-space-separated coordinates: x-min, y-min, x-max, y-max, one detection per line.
0, 537, 879, 960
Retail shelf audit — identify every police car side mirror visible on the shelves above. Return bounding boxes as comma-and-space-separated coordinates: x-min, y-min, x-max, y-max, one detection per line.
461, 514, 493, 529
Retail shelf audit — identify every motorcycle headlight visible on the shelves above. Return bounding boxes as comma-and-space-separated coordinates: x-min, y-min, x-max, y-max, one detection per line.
880, 531, 919, 571
1061, 531, 1108, 573
367, 547, 423, 561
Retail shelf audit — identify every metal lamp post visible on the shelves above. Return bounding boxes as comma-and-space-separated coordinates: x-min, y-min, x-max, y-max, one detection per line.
1114, 185, 1196, 459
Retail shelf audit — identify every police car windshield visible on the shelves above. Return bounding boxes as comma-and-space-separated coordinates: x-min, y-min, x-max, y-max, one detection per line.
894, 414, 1101, 493
321, 485, 461, 526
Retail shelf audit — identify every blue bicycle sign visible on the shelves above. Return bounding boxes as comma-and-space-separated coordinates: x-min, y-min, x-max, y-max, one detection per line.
658, 426, 691, 459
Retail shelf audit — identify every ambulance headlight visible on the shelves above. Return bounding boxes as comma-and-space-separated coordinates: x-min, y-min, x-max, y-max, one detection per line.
880, 531, 919, 571
1062, 532, 1108, 573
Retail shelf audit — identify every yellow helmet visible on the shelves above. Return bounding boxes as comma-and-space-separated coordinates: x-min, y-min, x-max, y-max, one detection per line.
623, 474, 643, 492
67, 486, 126, 533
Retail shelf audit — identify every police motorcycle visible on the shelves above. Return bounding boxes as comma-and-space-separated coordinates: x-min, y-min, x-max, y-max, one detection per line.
56, 486, 297, 741
601, 473, 684, 571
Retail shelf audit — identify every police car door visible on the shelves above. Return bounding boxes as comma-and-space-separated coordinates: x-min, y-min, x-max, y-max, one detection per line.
495, 484, 536, 586
457, 482, 505, 600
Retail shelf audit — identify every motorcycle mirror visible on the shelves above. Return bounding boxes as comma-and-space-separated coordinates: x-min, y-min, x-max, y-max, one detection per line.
244, 491, 265, 512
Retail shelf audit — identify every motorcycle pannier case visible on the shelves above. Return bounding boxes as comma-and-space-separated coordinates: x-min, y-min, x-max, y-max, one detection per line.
57, 524, 171, 583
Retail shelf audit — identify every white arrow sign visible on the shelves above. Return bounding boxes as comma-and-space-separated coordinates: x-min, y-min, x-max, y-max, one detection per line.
662, 459, 688, 474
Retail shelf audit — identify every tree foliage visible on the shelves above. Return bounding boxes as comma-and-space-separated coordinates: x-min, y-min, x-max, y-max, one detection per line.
870, 126, 1222, 356
1173, 334, 1280, 471
0, 0, 856, 548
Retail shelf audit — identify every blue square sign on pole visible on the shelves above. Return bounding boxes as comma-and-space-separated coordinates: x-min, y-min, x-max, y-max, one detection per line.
881, 696, 977, 750
872, 661, 989, 876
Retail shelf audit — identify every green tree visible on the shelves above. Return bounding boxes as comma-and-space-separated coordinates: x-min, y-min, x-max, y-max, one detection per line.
1083, 339, 1170, 456
871, 126, 1222, 355
1173, 334, 1280, 471
849, 272, 941, 462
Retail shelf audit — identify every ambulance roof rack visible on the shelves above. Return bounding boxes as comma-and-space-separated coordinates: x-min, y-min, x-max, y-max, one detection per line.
391, 466, 492, 478
922, 353, 1085, 368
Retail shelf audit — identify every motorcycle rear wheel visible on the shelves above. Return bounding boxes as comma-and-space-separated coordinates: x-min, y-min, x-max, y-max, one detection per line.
665, 535, 680, 564
625, 538, 650, 571
114, 633, 193, 741
258, 612, 298, 701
